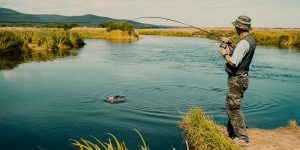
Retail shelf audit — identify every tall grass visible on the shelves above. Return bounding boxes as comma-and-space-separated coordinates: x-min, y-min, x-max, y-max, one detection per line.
0, 27, 84, 69
179, 107, 242, 150
204, 28, 300, 48
288, 119, 299, 129
136, 29, 192, 37
71, 129, 149, 150
137, 28, 300, 48
0, 27, 85, 55
71, 27, 139, 41
0, 31, 23, 55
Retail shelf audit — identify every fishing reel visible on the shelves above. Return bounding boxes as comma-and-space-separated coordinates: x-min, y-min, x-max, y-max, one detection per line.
219, 43, 228, 49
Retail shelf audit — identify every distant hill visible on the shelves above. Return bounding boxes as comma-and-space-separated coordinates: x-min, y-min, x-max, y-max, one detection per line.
0, 7, 165, 28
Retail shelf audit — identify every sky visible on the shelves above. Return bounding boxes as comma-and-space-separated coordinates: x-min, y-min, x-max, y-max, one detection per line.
0, 0, 299, 27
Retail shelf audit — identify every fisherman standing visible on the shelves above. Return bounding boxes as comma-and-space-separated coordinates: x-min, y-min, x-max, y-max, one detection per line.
219, 15, 256, 147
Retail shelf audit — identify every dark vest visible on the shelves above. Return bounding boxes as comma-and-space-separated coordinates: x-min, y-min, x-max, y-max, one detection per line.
225, 34, 256, 76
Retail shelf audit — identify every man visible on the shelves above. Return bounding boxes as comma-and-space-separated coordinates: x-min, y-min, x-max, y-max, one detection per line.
219, 15, 256, 147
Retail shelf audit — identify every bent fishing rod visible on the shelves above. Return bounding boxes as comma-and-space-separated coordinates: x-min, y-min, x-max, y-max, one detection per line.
132, 16, 235, 48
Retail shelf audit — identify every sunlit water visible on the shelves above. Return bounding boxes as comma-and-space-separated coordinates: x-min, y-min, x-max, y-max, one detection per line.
1, 35, 300, 150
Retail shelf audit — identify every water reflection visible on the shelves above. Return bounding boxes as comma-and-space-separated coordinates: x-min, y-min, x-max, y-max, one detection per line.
0, 49, 78, 70
0, 37, 299, 150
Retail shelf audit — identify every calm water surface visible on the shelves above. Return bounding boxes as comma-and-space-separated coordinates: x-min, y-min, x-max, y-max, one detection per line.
1, 35, 300, 150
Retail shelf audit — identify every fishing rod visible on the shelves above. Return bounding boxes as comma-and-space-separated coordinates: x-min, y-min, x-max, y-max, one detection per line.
132, 16, 235, 48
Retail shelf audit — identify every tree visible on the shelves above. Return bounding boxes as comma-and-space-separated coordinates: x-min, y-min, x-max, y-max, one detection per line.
57, 23, 79, 30
99, 21, 135, 34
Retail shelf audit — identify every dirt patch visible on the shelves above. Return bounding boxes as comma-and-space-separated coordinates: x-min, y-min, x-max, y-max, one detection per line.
246, 127, 300, 150
218, 126, 300, 150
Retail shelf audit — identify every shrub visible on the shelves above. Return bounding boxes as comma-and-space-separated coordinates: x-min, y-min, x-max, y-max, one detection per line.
99, 21, 114, 28
100, 21, 135, 34
57, 23, 79, 30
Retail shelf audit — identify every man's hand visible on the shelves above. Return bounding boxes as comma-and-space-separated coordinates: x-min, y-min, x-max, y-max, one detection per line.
220, 48, 228, 58
221, 37, 236, 52
219, 43, 227, 49
220, 48, 235, 67
221, 37, 231, 44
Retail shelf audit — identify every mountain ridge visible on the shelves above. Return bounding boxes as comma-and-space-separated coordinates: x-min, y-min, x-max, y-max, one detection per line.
0, 7, 164, 28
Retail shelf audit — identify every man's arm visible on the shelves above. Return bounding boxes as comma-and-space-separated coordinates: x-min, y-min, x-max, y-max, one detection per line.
220, 48, 236, 67
220, 40, 250, 67
228, 44, 235, 52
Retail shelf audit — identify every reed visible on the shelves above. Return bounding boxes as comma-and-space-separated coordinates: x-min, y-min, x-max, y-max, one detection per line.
179, 107, 242, 150
136, 29, 193, 37
288, 119, 299, 129
0, 31, 23, 55
71, 27, 139, 41
71, 129, 149, 150
0, 27, 85, 55
137, 28, 300, 48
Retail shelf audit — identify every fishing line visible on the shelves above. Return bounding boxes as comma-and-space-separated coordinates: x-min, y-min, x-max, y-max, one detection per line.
133, 16, 235, 47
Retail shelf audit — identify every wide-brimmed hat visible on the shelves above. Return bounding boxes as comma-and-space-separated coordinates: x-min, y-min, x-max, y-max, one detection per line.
232, 15, 251, 30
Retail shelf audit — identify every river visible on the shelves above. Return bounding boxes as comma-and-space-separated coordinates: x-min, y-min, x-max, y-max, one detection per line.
0, 35, 300, 150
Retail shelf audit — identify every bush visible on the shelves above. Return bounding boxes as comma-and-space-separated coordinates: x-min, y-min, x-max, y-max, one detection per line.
99, 21, 135, 34
57, 23, 79, 30
99, 21, 114, 28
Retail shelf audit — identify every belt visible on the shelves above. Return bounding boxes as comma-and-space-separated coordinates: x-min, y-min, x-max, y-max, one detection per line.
228, 73, 248, 78
238, 73, 248, 77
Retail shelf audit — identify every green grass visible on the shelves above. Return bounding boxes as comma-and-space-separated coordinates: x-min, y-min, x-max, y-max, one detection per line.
0, 27, 139, 69
0, 28, 85, 56
0, 27, 84, 69
71, 129, 149, 150
99, 21, 135, 34
179, 107, 242, 150
0, 31, 23, 55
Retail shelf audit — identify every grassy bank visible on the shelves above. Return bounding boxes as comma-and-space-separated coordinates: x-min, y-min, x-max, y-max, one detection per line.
179, 107, 242, 150
0, 26, 140, 56
0, 27, 85, 56
137, 28, 193, 37
137, 28, 300, 48
0, 27, 139, 69
179, 107, 300, 150
0, 27, 84, 69
71, 27, 139, 41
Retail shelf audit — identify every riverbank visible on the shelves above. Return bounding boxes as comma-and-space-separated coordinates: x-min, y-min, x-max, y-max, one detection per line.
0, 27, 140, 69
0, 27, 85, 55
137, 28, 300, 48
71, 27, 140, 41
179, 107, 300, 150
0, 27, 85, 69
0, 27, 139, 55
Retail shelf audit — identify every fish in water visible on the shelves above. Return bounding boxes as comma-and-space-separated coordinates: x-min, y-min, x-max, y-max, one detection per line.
105, 95, 127, 103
